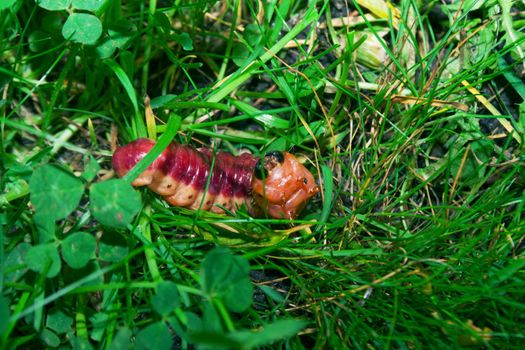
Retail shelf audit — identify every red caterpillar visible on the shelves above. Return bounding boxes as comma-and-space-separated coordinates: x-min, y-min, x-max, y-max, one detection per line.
112, 138, 318, 219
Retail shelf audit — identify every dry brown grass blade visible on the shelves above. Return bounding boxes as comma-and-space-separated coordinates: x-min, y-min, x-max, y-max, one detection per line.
356, 0, 400, 29
461, 80, 522, 144
391, 95, 469, 112
144, 96, 157, 140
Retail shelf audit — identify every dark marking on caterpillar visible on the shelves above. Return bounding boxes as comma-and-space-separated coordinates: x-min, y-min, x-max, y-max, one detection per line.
112, 138, 319, 219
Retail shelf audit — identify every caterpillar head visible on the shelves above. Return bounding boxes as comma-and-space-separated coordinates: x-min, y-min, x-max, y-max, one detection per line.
252, 151, 319, 219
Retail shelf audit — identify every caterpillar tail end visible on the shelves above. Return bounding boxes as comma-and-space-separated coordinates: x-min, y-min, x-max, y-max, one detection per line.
112, 138, 156, 186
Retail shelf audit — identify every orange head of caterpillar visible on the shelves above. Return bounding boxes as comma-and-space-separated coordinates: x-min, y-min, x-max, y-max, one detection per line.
251, 151, 319, 219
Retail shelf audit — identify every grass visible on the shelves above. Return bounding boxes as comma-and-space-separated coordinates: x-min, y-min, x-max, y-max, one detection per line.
1, 0, 525, 349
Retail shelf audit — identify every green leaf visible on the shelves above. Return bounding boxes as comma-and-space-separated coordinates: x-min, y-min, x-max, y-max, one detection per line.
449, 138, 491, 186
25, 243, 62, 278
201, 247, 253, 312
95, 21, 135, 59
188, 319, 307, 349
63, 261, 103, 287
33, 213, 55, 243
232, 44, 250, 67
289, 120, 325, 145
89, 312, 108, 341
37, 0, 72, 11
47, 309, 73, 334
81, 155, 100, 183
42, 12, 64, 33
72, 0, 104, 11
173, 32, 193, 51
40, 328, 61, 347
229, 319, 308, 348
28, 30, 51, 52
282, 65, 322, 98
499, 57, 525, 100
136, 322, 173, 350
202, 301, 225, 334
108, 327, 132, 350
89, 179, 141, 228
71, 336, 94, 350
0, 296, 10, 335
244, 24, 262, 44
184, 311, 203, 332
152, 12, 171, 32
30, 164, 84, 221
62, 232, 96, 269
4, 242, 30, 283
152, 281, 181, 316
98, 231, 128, 262
187, 330, 240, 348
0, 178, 29, 205
0, 0, 17, 10
95, 38, 117, 59
223, 275, 252, 313
232, 24, 262, 67
258, 285, 285, 303
62, 13, 102, 45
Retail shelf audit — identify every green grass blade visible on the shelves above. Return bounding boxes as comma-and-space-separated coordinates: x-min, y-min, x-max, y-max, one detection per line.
206, 6, 319, 103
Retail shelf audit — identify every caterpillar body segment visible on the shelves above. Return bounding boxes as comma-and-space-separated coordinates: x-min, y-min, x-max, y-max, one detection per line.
112, 138, 318, 219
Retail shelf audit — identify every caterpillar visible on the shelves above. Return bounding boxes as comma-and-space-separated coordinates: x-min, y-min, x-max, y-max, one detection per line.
112, 138, 319, 219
